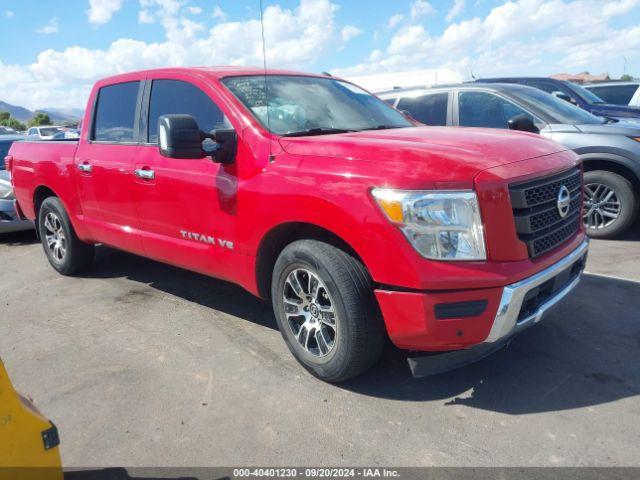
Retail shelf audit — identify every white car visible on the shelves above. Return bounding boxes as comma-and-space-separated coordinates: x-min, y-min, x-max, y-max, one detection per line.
26, 126, 65, 139
585, 81, 640, 107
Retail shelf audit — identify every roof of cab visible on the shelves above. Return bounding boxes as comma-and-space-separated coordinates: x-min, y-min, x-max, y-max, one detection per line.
96, 66, 332, 86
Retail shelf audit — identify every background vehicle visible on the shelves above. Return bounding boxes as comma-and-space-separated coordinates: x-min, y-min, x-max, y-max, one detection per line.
9, 68, 587, 381
0, 358, 63, 478
477, 77, 640, 120
1, 135, 33, 233
52, 129, 80, 140
26, 126, 64, 139
0, 126, 18, 135
381, 83, 640, 238
585, 81, 640, 107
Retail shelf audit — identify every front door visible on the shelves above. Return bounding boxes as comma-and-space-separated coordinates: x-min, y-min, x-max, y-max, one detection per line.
74, 80, 143, 253
131, 77, 239, 280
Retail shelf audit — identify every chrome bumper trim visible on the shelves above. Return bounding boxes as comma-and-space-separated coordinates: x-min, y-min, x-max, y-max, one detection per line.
484, 238, 589, 343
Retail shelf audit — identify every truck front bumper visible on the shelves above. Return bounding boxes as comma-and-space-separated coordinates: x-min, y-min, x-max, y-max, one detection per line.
375, 238, 589, 374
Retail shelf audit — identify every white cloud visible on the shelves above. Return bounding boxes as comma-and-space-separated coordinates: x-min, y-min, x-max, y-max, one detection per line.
333, 0, 640, 83
386, 13, 404, 29
0, 0, 346, 109
446, 0, 465, 22
187, 6, 203, 15
5, 10, 14, 18
37, 18, 59, 34
341, 25, 362, 42
87, 0, 124, 25
212, 5, 226, 20
410, 0, 435, 19
139, 10, 154, 23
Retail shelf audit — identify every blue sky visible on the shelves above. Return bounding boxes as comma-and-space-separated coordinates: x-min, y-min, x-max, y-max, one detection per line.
1, 0, 639, 109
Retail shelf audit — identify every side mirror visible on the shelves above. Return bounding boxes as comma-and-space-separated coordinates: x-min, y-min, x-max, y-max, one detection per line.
210, 128, 237, 165
158, 114, 207, 159
158, 114, 237, 164
507, 114, 539, 134
552, 91, 575, 104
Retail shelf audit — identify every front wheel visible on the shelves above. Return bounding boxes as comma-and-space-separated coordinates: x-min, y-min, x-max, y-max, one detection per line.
271, 240, 385, 382
583, 170, 638, 239
38, 197, 95, 275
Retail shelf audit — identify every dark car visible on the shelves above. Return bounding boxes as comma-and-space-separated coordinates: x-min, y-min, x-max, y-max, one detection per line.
380, 83, 640, 238
476, 77, 640, 120
0, 135, 33, 234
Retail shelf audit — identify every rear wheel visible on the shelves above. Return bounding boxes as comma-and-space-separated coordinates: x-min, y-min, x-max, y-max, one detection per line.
38, 197, 94, 275
583, 170, 638, 239
271, 240, 385, 382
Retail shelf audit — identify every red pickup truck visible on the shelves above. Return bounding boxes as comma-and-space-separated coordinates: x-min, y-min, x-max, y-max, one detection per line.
7, 67, 588, 381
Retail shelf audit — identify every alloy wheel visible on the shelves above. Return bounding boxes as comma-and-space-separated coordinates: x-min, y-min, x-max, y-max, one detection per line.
282, 268, 337, 357
43, 212, 67, 262
583, 183, 621, 230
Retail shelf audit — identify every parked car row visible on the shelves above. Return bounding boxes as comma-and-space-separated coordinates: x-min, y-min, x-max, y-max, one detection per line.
381, 79, 640, 238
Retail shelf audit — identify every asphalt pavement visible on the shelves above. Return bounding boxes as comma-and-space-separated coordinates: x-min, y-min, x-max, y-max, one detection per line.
1, 224, 639, 467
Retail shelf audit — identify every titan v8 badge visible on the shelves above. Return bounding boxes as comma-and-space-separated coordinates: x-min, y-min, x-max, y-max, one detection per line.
180, 230, 234, 250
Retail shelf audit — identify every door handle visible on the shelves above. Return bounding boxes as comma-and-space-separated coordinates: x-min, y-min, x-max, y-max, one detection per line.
134, 168, 155, 180
77, 163, 92, 173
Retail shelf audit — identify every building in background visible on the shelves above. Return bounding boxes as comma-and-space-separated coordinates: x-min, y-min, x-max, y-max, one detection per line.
550, 72, 610, 84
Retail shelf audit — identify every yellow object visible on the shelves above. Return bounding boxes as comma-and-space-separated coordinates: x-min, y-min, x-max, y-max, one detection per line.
0, 359, 63, 480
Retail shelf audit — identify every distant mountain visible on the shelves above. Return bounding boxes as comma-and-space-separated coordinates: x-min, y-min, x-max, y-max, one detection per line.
0, 100, 83, 124
41, 107, 85, 122
0, 100, 33, 123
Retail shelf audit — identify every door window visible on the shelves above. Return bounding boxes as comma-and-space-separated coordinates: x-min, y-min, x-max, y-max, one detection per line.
147, 80, 230, 144
397, 93, 448, 126
458, 91, 535, 129
588, 85, 639, 105
92, 81, 140, 143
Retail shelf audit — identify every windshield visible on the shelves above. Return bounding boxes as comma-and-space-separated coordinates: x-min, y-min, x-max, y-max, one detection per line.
514, 88, 605, 125
39, 127, 64, 136
567, 82, 606, 104
223, 75, 412, 136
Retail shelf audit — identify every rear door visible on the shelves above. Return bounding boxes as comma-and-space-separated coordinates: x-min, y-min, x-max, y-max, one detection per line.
396, 92, 451, 126
131, 76, 239, 279
74, 80, 144, 253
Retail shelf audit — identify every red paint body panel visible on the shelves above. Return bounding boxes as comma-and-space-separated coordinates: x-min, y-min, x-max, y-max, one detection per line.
9, 67, 587, 352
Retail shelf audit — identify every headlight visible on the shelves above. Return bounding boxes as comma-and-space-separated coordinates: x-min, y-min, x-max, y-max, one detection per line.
372, 189, 486, 261
0, 179, 13, 200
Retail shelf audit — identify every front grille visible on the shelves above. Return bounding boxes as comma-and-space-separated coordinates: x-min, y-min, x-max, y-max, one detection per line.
510, 167, 582, 258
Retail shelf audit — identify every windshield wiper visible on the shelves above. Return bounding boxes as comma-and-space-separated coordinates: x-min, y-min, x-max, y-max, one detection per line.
358, 125, 406, 131
281, 127, 357, 137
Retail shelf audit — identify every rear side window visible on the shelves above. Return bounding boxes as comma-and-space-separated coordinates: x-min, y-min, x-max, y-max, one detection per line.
148, 80, 230, 144
459, 91, 534, 129
588, 85, 639, 105
397, 93, 448, 126
93, 81, 140, 143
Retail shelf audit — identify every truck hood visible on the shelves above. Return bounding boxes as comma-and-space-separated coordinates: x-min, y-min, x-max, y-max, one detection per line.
279, 126, 567, 181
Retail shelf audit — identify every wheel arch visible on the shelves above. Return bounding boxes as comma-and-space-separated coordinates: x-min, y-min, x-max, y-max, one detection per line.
255, 222, 368, 300
579, 153, 640, 192
32, 185, 60, 238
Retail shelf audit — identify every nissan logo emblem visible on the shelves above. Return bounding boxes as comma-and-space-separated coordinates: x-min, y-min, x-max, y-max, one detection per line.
557, 185, 571, 218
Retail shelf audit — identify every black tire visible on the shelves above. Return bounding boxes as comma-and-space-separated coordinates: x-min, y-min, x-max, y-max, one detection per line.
583, 170, 639, 239
38, 197, 94, 275
271, 240, 385, 382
